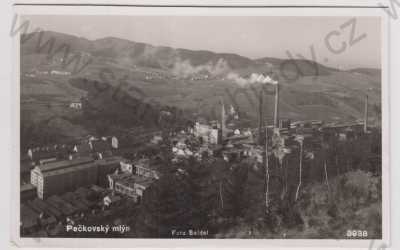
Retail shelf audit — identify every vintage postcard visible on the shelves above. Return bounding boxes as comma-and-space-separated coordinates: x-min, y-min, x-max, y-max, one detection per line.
11, 1, 390, 248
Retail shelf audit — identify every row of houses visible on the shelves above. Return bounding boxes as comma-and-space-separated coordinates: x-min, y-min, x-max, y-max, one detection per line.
25, 135, 120, 168
21, 185, 122, 235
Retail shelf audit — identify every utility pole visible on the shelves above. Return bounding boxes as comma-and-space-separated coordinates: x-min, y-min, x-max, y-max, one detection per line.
265, 125, 270, 212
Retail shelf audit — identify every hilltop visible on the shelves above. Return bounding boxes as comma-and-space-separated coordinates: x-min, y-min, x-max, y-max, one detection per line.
20, 30, 382, 138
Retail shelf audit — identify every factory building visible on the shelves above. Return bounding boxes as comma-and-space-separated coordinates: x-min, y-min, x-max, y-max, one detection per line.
30, 156, 122, 200
193, 122, 220, 145
20, 184, 37, 202
31, 157, 97, 199
107, 173, 154, 203
96, 156, 124, 187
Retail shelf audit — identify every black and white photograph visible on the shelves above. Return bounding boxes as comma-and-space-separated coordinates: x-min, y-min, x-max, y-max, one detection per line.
12, 4, 390, 246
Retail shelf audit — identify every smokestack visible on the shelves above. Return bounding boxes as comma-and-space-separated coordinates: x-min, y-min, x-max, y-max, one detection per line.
274, 83, 279, 128
264, 124, 270, 211
221, 97, 226, 141
259, 90, 264, 145
364, 94, 368, 133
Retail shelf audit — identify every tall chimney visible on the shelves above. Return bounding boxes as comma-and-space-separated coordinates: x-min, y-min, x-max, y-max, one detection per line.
274, 83, 279, 128
221, 97, 226, 140
258, 90, 264, 145
364, 94, 368, 133
264, 124, 270, 211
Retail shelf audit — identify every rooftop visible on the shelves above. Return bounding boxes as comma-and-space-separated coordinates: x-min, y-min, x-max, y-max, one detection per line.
30, 198, 62, 218
105, 194, 122, 203
36, 157, 94, 173
90, 185, 105, 193
42, 161, 97, 177
21, 204, 39, 228
61, 192, 89, 211
97, 156, 124, 166
113, 173, 155, 189
47, 195, 77, 216
21, 183, 36, 192
91, 140, 111, 153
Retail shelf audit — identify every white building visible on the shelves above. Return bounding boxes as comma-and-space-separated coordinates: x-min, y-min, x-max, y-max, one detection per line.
193, 122, 219, 145
51, 70, 71, 76
69, 102, 82, 109
120, 161, 133, 174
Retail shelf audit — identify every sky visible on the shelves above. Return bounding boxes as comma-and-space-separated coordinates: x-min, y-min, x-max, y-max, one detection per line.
23, 15, 381, 69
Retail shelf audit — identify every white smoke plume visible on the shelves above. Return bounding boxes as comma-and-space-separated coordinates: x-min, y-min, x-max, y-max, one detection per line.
172, 58, 230, 78
227, 72, 278, 87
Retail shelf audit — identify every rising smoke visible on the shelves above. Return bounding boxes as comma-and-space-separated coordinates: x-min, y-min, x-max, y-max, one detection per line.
171, 58, 230, 78
227, 72, 278, 87
170, 57, 278, 87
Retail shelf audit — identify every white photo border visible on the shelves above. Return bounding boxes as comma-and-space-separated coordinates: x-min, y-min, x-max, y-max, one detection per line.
11, 2, 391, 248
